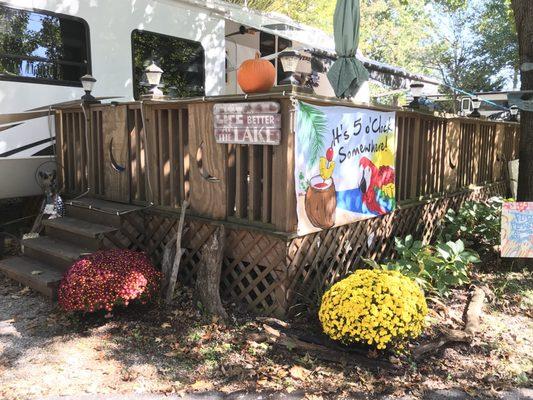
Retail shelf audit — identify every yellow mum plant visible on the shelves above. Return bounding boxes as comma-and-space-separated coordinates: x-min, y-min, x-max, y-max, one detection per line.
318, 269, 428, 350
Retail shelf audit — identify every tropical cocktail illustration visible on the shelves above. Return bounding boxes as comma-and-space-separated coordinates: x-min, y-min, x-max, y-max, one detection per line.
305, 147, 336, 229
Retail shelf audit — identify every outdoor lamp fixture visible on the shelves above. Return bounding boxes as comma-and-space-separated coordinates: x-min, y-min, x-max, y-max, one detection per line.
279, 49, 300, 73
509, 105, 519, 122
80, 74, 99, 103
278, 48, 312, 85
408, 83, 424, 109
469, 97, 481, 118
144, 62, 164, 98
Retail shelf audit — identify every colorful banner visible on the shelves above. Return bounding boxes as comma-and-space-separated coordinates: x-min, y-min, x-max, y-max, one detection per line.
294, 101, 396, 235
501, 202, 533, 258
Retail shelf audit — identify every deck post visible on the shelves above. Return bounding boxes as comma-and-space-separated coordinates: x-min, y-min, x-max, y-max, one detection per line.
444, 118, 460, 192
187, 102, 227, 220
271, 99, 297, 232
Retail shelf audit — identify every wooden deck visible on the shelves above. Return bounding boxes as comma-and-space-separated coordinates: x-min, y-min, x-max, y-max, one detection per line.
50, 89, 520, 316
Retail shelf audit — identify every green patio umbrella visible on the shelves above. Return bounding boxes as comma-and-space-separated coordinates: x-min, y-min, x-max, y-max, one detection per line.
327, 0, 369, 98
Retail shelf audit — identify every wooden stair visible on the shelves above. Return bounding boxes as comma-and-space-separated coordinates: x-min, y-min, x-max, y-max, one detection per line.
0, 198, 141, 300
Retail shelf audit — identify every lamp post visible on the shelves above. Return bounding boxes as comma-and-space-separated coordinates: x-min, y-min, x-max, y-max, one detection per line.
509, 105, 519, 122
80, 74, 99, 103
408, 83, 424, 109
143, 62, 164, 99
469, 97, 481, 118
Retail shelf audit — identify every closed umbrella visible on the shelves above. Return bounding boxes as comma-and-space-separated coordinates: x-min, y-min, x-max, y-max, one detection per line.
327, 0, 369, 98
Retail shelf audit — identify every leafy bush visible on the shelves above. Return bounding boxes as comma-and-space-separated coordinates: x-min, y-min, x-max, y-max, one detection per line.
440, 197, 504, 248
318, 269, 427, 350
58, 249, 161, 313
365, 235, 480, 295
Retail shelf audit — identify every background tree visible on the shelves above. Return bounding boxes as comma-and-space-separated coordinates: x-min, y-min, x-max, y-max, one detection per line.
227, 0, 517, 113
422, 3, 509, 112
474, 0, 519, 89
358, 0, 434, 75
511, 0, 533, 201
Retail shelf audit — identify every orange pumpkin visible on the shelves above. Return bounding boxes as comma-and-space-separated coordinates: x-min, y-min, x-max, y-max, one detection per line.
237, 52, 276, 94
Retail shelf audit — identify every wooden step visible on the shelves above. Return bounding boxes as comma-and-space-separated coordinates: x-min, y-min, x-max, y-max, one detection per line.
22, 236, 92, 271
65, 198, 142, 228
0, 256, 64, 299
65, 203, 122, 228
43, 217, 117, 249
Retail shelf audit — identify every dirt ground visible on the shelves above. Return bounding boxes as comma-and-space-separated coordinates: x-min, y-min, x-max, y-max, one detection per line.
0, 266, 532, 400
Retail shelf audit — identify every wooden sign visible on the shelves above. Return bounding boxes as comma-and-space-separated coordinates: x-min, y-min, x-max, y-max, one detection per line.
213, 101, 280, 114
214, 113, 281, 128
214, 127, 281, 144
213, 101, 281, 145
501, 202, 533, 258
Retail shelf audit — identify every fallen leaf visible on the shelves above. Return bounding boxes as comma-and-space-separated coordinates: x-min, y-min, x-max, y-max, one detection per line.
289, 365, 310, 381
164, 351, 179, 357
17, 287, 31, 295
161, 322, 172, 329
256, 378, 270, 387
190, 380, 214, 391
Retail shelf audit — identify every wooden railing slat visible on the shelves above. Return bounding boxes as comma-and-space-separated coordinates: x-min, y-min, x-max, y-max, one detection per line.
168, 110, 177, 207
262, 145, 272, 223
235, 145, 247, 219
248, 145, 262, 222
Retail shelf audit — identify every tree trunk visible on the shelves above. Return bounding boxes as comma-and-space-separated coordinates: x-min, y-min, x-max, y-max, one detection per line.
196, 225, 228, 320
512, 0, 533, 201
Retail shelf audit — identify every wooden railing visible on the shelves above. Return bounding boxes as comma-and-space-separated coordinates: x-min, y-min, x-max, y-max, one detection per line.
55, 93, 520, 234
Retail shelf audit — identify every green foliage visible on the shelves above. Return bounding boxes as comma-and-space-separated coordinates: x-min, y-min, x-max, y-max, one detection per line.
359, 0, 435, 76
440, 197, 504, 250
296, 101, 327, 168
473, 0, 519, 87
226, 0, 517, 94
224, 0, 334, 33
365, 235, 480, 296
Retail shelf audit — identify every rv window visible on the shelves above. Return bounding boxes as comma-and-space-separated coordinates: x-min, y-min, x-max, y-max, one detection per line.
0, 5, 90, 86
259, 32, 292, 85
131, 30, 205, 99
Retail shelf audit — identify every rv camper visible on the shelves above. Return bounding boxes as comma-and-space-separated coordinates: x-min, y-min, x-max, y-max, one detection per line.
0, 0, 438, 200
0, 0, 351, 200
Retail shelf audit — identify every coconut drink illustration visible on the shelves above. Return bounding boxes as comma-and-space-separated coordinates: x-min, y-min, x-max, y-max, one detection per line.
305, 147, 336, 229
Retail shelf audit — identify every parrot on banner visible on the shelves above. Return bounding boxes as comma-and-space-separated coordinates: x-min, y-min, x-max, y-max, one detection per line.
359, 157, 395, 215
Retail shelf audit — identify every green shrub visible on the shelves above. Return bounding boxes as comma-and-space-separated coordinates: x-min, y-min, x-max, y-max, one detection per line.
440, 197, 504, 249
365, 235, 480, 296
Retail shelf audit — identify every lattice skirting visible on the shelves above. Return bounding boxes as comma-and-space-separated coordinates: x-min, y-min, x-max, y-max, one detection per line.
103, 181, 507, 318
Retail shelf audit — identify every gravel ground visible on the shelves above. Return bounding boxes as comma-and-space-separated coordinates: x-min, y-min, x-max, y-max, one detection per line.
1, 268, 532, 400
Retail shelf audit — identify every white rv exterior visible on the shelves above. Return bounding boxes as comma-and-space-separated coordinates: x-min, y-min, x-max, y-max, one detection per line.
0, 0, 366, 199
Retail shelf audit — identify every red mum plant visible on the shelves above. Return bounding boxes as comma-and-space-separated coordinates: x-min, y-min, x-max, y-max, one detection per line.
58, 249, 161, 313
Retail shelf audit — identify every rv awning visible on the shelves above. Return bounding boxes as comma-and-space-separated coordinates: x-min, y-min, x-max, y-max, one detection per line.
176, 0, 443, 88
212, 1, 336, 52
